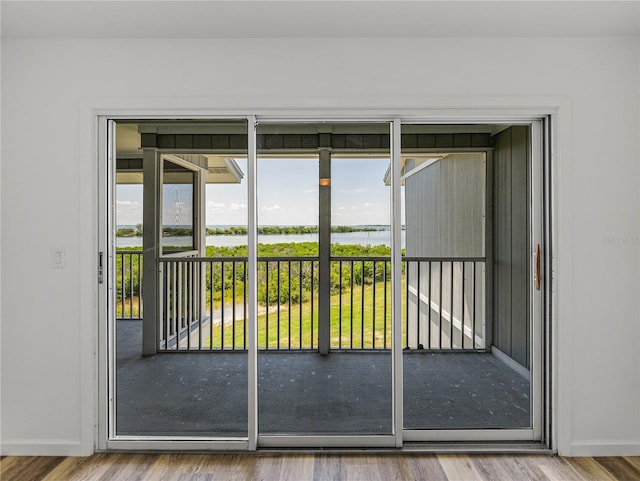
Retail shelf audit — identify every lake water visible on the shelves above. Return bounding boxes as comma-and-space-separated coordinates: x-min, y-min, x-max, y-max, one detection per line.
116, 229, 406, 249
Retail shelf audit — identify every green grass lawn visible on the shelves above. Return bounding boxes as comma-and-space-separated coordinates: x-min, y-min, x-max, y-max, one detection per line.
117, 297, 142, 319
206, 279, 407, 350
117, 281, 407, 350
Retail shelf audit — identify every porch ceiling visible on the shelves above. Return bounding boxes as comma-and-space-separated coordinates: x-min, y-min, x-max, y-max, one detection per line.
116, 123, 245, 185
116, 121, 505, 185
117, 122, 505, 156
116, 155, 243, 185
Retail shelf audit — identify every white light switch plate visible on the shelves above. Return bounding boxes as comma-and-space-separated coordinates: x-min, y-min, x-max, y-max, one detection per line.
51, 248, 65, 269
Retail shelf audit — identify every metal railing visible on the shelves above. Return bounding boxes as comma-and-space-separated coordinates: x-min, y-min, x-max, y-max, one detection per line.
157, 256, 319, 352
115, 250, 143, 320
115, 252, 486, 352
261, 257, 318, 350
332, 257, 392, 350
404, 257, 486, 350
159, 256, 246, 351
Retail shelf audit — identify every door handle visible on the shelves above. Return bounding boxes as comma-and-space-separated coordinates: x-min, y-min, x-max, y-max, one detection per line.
98, 251, 104, 284
535, 243, 541, 291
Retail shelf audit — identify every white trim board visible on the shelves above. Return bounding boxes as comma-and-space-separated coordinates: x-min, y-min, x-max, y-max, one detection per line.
569, 441, 640, 457
401, 156, 443, 181
408, 285, 485, 348
491, 346, 531, 381
84, 94, 567, 118
0, 439, 84, 457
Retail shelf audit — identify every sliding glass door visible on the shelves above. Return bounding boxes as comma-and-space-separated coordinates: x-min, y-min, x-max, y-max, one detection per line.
103, 116, 546, 449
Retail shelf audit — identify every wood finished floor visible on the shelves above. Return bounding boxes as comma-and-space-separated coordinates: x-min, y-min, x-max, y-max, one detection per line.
1, 454, 640, 481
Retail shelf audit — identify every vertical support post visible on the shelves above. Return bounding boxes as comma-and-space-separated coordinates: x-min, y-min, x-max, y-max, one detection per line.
485, 150, 494, 351
318, 148, 332, 355
142, 148, 160, 356
247, 116, 258, 450
197, 169, 207, 335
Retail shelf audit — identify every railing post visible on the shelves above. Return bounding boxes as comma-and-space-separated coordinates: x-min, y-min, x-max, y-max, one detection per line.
318, 148, 331, 355
142, 147, 160, 356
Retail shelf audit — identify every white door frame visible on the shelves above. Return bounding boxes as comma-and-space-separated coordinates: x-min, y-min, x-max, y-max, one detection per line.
95, 105, 557, 452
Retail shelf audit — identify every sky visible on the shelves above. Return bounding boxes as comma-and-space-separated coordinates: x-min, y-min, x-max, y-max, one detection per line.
116, 157, 398, 227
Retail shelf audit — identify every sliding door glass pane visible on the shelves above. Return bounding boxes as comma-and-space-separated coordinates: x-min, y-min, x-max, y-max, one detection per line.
401, 124, 531, 430
114, 120, 249, 437
257, 122, 393, 435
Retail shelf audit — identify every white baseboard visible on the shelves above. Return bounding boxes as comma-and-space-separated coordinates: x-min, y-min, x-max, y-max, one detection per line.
0, 439, 87, 456
491, 346, 530, 381
569, 440, 640, 457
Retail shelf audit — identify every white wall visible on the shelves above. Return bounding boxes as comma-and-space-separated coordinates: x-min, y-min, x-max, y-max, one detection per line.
1, 37, 638, 456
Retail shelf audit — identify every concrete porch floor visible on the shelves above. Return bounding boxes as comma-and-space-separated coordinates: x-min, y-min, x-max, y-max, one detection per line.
116, 321, 530, 437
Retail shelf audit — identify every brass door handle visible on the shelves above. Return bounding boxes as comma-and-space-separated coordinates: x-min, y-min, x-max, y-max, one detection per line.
535, 243, 541, 291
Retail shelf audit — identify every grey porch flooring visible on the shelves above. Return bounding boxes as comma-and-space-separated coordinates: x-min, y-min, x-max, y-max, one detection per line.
116, 321, 530, 437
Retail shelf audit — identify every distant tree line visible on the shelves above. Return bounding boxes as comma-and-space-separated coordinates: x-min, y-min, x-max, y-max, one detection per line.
205, 225, 382, 236
162, 227, 193, 237
116, 224, 143, 237
116, 225, 383, 238
116, 226, 194, 237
